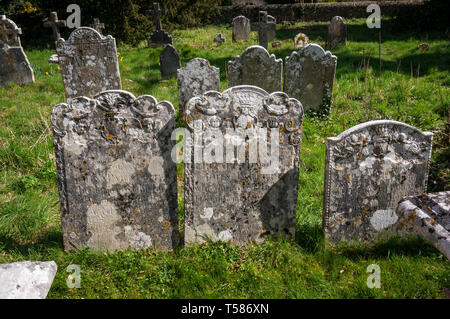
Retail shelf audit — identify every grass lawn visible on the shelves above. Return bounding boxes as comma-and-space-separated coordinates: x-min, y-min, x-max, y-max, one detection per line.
0, 18, 449, 299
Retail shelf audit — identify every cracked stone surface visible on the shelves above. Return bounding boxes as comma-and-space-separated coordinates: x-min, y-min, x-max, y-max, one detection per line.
184, 85, 303, 246
397, 191, 450, 261
327, 16, 347, 49
0, 261, 57, 299
51, 90, 179, 251
232, 16, 250, 42
323, 120, 433, 243
227, 45, 282, 93
160, 44, 180, 80
177, 58, 220, 124
56, 27, 122, 100
284, 44, 337, 113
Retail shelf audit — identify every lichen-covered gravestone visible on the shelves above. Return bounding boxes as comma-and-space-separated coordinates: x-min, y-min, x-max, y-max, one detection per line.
327, 16, 347, 49
56, 27, 122, 100
232, 15, 250, 42
160, 44, 180, 80
397, 192, 449, 261
0, 15, 34, 87
0, 261, 57, 299
184, 85, 304, 246
323, 120, 433, 243
294, 33, 309, 48
51, 90, 179, 251
227, 45, 282, 93
284, 44, 337, 114
177, 58, 220, 124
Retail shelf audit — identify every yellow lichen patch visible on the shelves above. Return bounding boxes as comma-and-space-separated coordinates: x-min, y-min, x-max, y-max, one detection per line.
344, 173, 350, 181
106, 134, 113, 139
162, 221, 171, 228
135, 208, 140, 214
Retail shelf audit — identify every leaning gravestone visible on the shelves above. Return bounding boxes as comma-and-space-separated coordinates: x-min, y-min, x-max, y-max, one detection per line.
160, 44, 180, 80
0, 261, 57, 299
177, 58, 220, 123
56, 27, 122, 100
184, 85, 304, 245
232, 15, 250, 42
146, 2, 172, 48
323, 120, 433, 243
397, 192, 449, 261
227, 45, 282, 93
0, 15, 34, 87
284, 44, 337, 114
51, 90, 179, 251
327, 16, 347, 49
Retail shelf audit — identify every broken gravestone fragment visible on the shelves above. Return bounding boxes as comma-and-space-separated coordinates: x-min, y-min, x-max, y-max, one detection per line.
51, 90, 179, 252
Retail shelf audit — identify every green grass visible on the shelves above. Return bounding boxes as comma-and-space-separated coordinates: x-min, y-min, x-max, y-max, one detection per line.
0, 18, 449, 299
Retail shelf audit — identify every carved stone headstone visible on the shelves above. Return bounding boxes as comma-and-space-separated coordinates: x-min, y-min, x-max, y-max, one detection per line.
51, 90, 179, 251
227, 45, 282, 93
177, 58, 220, 123
397, 192, 449, 261
213, 33, 226, 46
327, 16, 347, 49
56, 27, 122, 100
266, 14, 276, 42
323, 120, 433, 243
146, 2, 172, 48
184, 85, 304, 246
250, 11, 276, 50
0, 15, 34, 87
0, 261, 57, 299
160, 44, 180, 80
232, 15, 250, 42
284, 44, 337, 114
294, 33, 309, 48
43, 12, 67, 43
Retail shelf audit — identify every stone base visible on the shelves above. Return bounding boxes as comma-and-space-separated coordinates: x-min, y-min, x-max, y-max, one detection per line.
147, 30, 172, 48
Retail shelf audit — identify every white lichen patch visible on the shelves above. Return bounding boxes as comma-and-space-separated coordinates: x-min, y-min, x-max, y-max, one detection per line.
370, 209, 398, 231
107, 159, 136, 189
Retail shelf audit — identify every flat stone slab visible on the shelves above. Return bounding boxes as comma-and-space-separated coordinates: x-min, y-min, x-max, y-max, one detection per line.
0, 261, 57, 299
397, 191, 450, 261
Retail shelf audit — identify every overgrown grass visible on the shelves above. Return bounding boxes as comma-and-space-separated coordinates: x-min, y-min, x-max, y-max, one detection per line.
0, 18, 449, 298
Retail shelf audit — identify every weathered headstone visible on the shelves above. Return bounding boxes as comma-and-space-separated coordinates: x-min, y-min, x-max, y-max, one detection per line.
327, 16, 346, 49
0, 261, 57, 299
251, 11, 276, 50
213, 33, 226, 46
284, 44, 337, 114
90, 18, 105, 34
227, 45, 282, 93
56, 27, 122, 100
51, 90, 179, 252
266, 14, 276, 42
146, 2, 172, 48
0, 15, 34, 87
294, 33, 309, 48
397, 192, 450, 261
43, 12, 67, 42
184, 85, 304, 245
232, 15, 250, 42
177, 58, 220, 123
323, 120, 433, 243
160, 44, 180, 80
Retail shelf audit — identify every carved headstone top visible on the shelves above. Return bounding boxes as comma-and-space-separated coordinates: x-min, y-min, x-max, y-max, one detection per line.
51, 90, 179, 252
56, 27, 122, 100
284, 44, 337, 114
323, 120, 433, 243
227, 45, 282, 93
184, 85, 304, 246
294, 33, 309, 48
0, 15, 22, 47
160, 44, 180, 80
232, 15, 250, 42
327, 16, 347, 49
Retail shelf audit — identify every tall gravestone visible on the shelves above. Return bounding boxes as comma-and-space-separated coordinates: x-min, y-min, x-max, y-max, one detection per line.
0, 15, 34, 87
177, 58, 220, 123
43, 12, 66, 43
184, 85, 304, 245
147, 2, 172, 48
327, 16, 347, 49
51, 90, 179, 251
160, 44, 180, 80
284, 44, 337, 114
250, 11, 276, 50
323, 120, 433, 243
266, 14, 276, 42
56, 27, 122, 100
227, 45, 282, 93
232, 16, 250, 42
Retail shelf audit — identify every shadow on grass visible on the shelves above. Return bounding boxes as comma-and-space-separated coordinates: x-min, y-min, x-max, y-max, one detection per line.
0, 228, 63, 257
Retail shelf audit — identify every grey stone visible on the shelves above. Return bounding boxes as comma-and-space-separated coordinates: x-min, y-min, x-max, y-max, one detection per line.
48, 53, 59, 64
227, 45, 282, 93
323, 120, 433, 243
43, 12, 66, 43
56, 27, 122, 100
250, 11, 276, 50
397, 192, 450, 261
284, 44, 337, 114
266, 14, 276, 42
232, 16, 250, 42
90, 18, 105, 34
160, 44, 180, 80
213, 33, 226, 46
0, 15, 34, 88
327, 16, 347, 49
184, 85, 304, 246
294, 33, 309, 48
51, 90, 179, 252
146, 2, 172, 48
177, 58, 220, 124
0, 261, 57, 299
